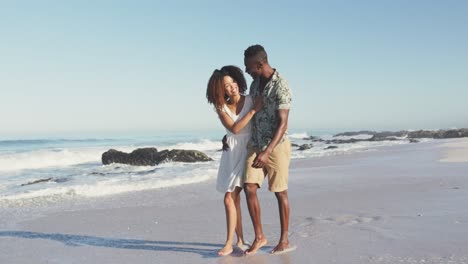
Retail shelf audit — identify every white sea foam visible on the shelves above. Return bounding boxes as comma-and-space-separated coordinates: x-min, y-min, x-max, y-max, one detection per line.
167, 139, 221, 152
0, 139, 222, 173
0, 146, 137, 172
0, 161, 219, 206
289, 132, 309, 139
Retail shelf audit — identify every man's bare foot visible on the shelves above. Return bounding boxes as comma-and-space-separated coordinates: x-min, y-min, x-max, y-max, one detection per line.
244, 238, 267, 255
218, 245, 233, 256
270, 241, 290, 254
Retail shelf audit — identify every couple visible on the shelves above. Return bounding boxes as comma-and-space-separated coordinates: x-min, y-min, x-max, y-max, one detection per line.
206, 45, 292, 256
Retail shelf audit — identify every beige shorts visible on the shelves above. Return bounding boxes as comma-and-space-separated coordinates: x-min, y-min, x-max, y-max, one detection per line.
245, 139, 291, 192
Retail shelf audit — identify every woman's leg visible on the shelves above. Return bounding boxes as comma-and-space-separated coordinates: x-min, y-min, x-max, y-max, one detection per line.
219, 190, 237, 256
232, 186, 244, 246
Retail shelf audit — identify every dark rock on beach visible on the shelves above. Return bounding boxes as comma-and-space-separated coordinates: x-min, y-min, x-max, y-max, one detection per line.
325, 146, 338, 150
102, 148, 213, 166
325, 138, 365, 144
333, 129, 468, 140
102, 148, 160, 166
368, 135, 399, 141
303, 136, 324, 142
157, 149, 213, 163
298, 144, 312, 151
374, 131, 408, 138
290, 129, 468, 151
334, 130, 408, 138
334, 131, 376, 137
408, 129, 468, 139
21, 177, 54, 186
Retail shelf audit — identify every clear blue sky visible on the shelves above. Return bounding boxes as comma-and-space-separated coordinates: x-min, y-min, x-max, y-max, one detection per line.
1, 1, 467, 137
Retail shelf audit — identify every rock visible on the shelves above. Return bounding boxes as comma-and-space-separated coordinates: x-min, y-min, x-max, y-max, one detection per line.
438, 129, 468, 139
368, 136, 399, 141
334, 131, 376, 137
409, 139, 419, 143
325, 146, 338, 150
373, 131, 408, 138
21, 177, 53, 186
407, 130, 438, 138
311, 138, 325, 142
325, 138, 365, 144
157, 149, 213, 163
102, 148, 159, 166
298, 144, 312, 151
408, 129, 468, 139
303, 136, 324, 142
102, 148, 213, 166
291, 143, 299, 147
334, 129, 468, 140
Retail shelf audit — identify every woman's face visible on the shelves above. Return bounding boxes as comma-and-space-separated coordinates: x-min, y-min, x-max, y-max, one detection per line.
223, 76, 239, 97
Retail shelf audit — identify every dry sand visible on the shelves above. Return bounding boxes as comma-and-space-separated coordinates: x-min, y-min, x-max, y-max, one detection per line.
1, 138, 467, 264
439, 139, 468, 162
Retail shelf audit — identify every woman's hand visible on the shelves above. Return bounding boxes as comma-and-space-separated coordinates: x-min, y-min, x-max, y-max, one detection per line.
222, 135, 229, 151
253, 97, 264, 112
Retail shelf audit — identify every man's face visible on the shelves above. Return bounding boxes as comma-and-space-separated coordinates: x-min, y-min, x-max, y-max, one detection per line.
244, 57, 262, 79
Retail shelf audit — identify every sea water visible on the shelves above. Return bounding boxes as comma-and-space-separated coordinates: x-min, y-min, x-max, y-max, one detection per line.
0, 130, 417, 207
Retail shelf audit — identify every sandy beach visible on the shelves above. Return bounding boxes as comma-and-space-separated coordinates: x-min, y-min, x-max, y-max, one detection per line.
1, 138, 467, 264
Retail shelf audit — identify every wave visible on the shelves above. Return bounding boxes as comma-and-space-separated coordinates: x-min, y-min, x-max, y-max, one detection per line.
168, 139, 221, 152
0, 163, 219, 206
0, 139, 222, 172
0, 148, 107, 172
289, 132, 309, 139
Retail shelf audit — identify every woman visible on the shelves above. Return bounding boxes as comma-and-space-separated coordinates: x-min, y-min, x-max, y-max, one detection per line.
206, 65, 262, 256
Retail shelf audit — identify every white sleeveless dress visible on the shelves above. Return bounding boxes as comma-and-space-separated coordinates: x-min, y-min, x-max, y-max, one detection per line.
216, 95, 253, 193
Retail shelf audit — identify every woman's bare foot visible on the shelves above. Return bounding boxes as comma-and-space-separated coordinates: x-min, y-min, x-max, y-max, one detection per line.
218, 245, 233, 256
270, 241, 289, 254
236, 239, 244, 247
244, 237, 267, 255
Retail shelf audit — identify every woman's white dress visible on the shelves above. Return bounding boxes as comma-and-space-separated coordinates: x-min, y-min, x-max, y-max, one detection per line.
216, 95, 253, 193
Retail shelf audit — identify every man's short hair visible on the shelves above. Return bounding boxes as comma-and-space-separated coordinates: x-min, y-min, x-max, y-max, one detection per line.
244, 44, 268, 64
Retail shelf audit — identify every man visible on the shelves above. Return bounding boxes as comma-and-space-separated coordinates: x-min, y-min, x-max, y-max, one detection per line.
243, 44, 292, 255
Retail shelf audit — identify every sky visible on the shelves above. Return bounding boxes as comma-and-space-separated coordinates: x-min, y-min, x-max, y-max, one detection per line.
1, 1, 467, 137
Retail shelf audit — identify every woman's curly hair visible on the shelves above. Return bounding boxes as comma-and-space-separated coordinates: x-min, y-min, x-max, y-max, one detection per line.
206, 65, 247, 110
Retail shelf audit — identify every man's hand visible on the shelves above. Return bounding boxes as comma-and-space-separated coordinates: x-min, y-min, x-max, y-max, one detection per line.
222, 135, 229, 151
252, 150, 270, 168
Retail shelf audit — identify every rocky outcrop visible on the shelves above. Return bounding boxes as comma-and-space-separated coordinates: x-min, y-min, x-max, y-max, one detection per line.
325, 138, 366, 144
408, 129, 468, 139
291, 129, 468, 149
368, 136, 399, 141
332, 129, 468, 139
334, 130, 376, 137
102, 148, 213, 166
298, 144, 312, 151
21, 177, 54, 186
325, 146, 338, 150
303, 136, 324, 142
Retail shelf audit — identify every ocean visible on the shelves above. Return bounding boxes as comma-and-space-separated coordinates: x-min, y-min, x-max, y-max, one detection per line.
0, 130, 419, 207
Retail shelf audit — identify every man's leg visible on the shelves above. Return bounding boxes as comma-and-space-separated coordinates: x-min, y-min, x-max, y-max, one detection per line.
271, 190, 290, 253
267, 139, 291, 253
244, 183, 268, 255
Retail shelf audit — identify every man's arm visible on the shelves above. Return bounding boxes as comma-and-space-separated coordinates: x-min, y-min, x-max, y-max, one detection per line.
252, 109, 289, 168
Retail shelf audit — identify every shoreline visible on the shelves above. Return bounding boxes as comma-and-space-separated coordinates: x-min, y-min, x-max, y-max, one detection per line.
1, 138, 467, 263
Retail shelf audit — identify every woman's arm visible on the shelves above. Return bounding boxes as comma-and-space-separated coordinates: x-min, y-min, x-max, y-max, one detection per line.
217, 98, 263, 134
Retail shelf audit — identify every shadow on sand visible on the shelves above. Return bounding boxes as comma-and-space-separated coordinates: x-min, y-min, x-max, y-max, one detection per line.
0, 230, 221, 258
